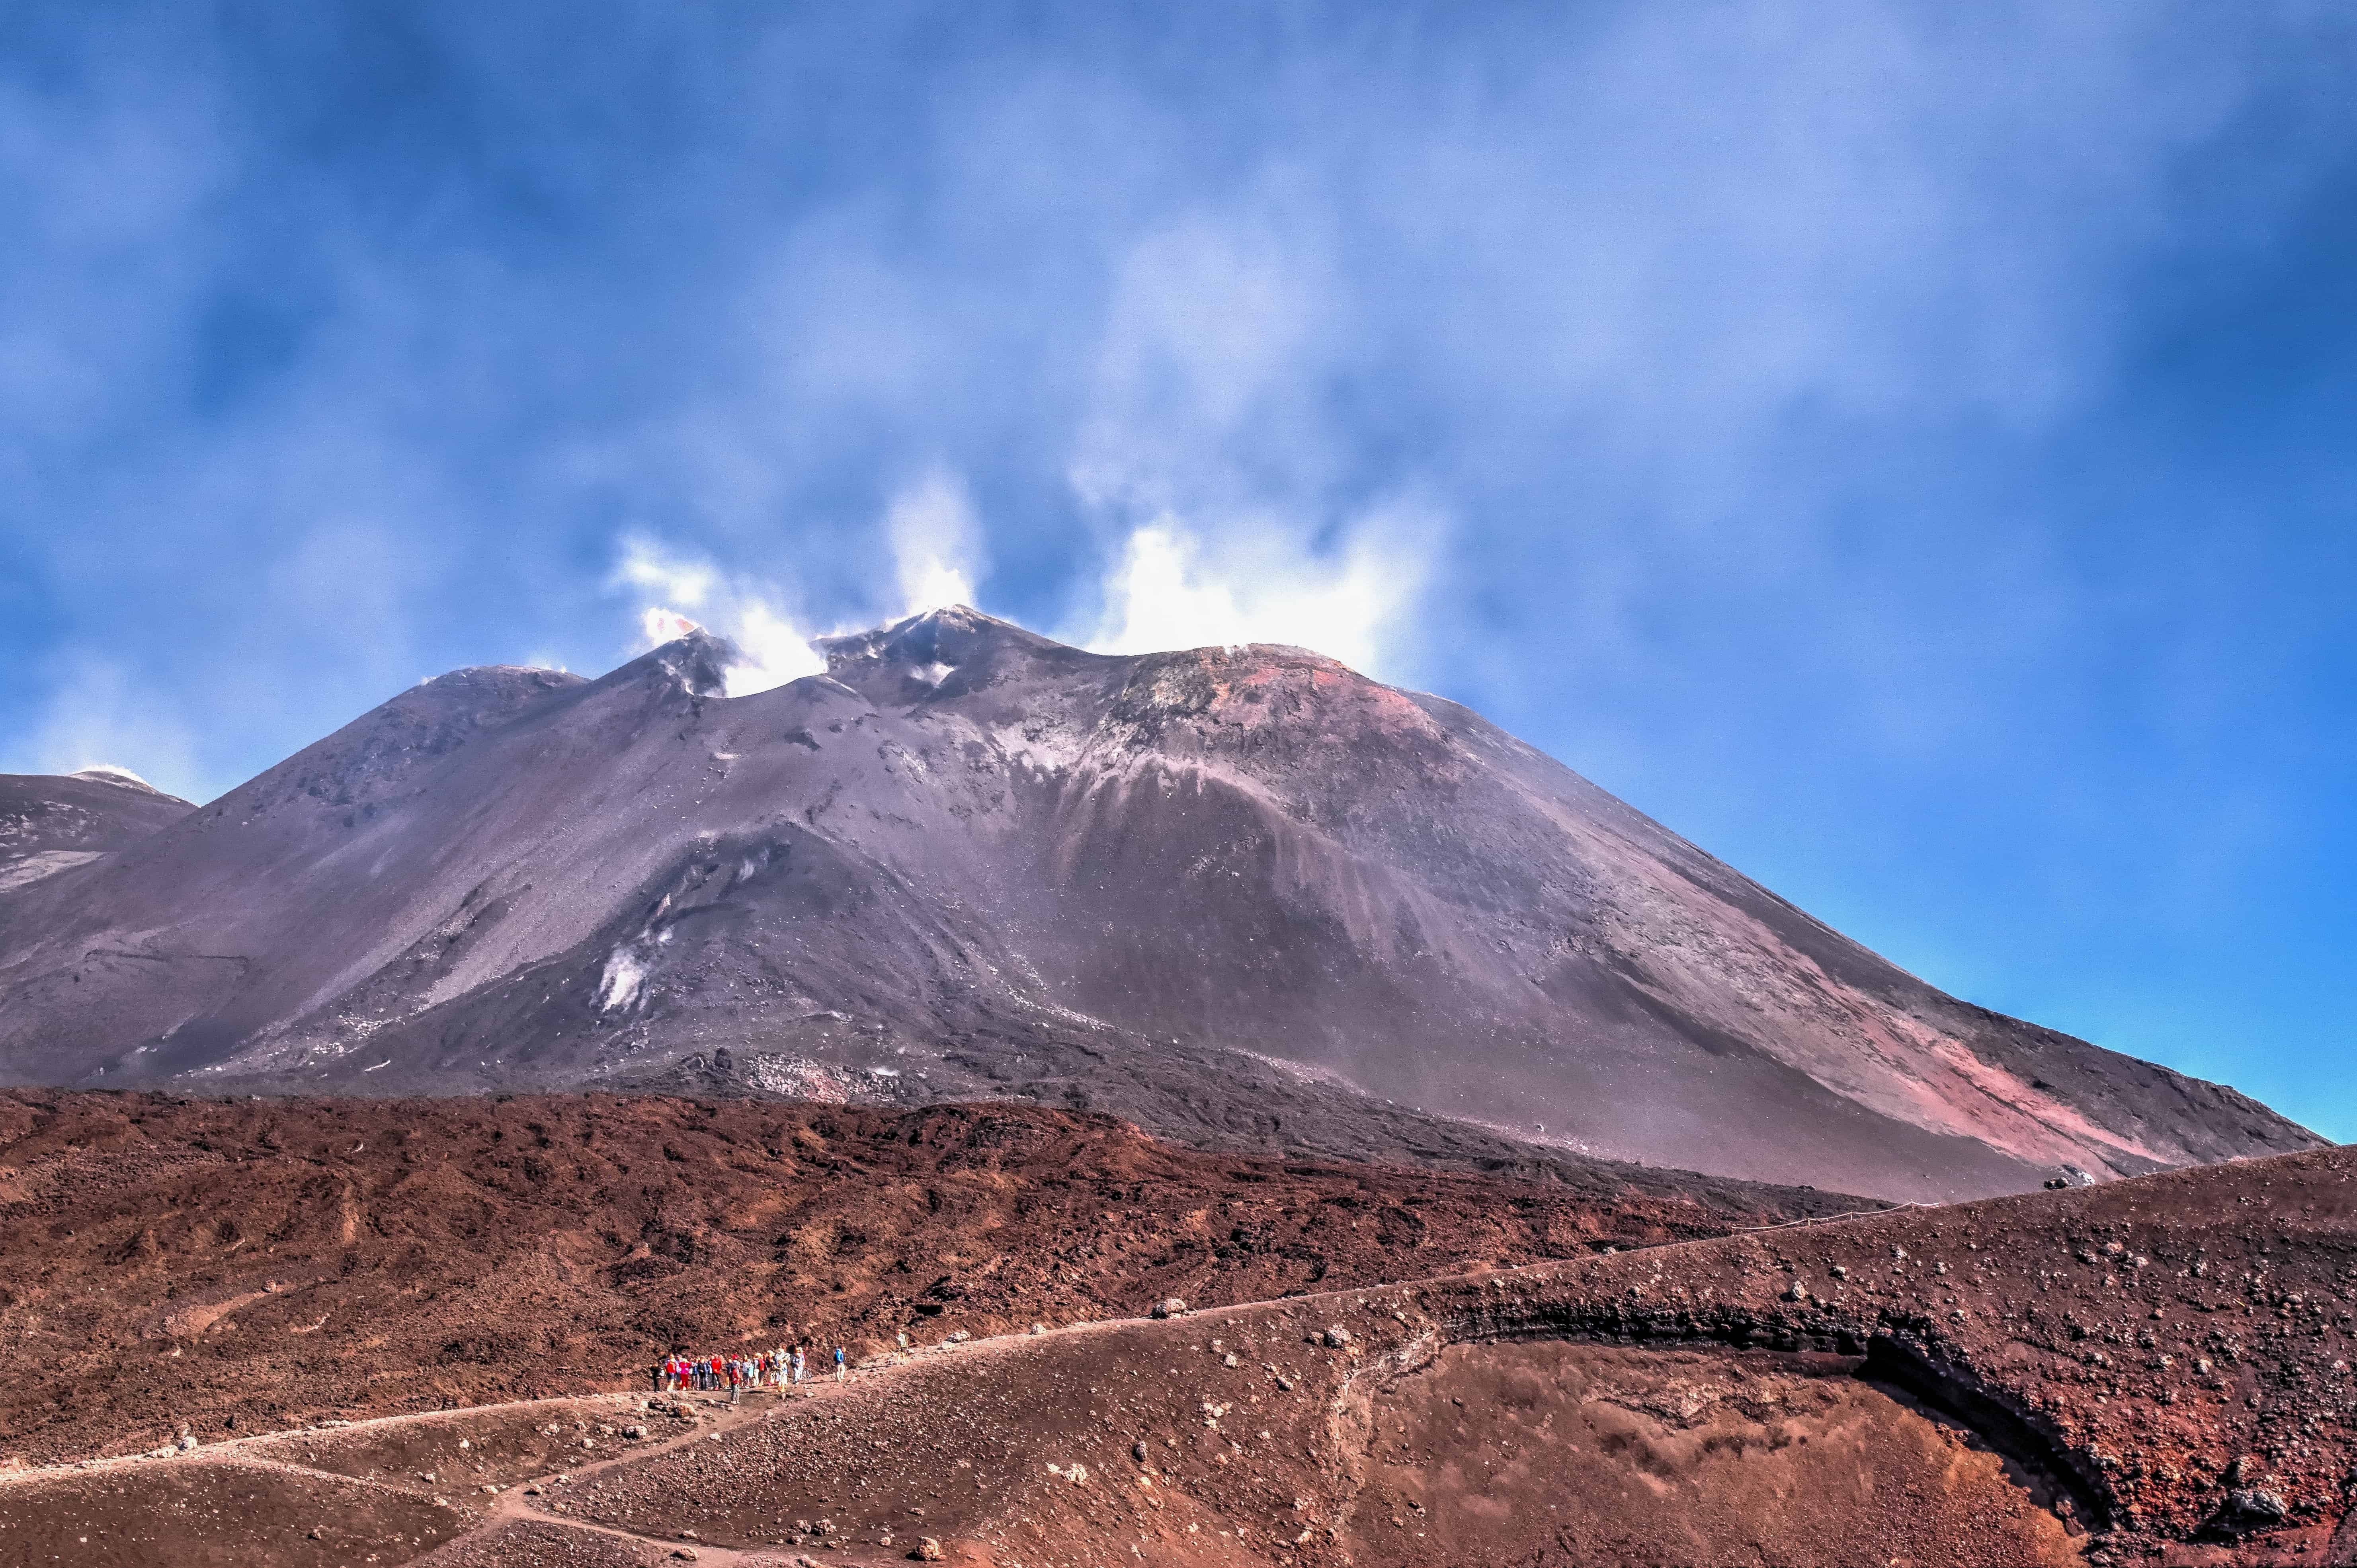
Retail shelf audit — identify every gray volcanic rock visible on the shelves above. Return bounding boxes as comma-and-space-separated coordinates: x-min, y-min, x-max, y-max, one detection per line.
0, 609, 2318, 1200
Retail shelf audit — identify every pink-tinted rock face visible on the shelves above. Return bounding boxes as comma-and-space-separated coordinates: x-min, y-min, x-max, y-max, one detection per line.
0, 609, 2315, 1200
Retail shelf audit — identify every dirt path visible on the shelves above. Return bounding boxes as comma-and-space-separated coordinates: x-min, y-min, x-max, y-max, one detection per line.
438, 1382, 840, 1566
0, 1304, 1195, 1568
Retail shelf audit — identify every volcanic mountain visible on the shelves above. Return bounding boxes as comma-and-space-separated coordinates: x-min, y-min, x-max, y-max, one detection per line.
0, 608, 2316, 1200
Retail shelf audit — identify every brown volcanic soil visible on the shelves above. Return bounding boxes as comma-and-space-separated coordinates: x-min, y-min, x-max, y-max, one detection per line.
3, 1143, 2355, 1566
0, 1089, 1855, 1467
1349, 1340, 2083, 1567
4, 1455, 470, 1567
490, 1141, 2357, 1567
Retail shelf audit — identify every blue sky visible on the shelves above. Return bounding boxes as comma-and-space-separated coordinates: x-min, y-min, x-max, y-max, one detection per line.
4, 4, 2353, 1136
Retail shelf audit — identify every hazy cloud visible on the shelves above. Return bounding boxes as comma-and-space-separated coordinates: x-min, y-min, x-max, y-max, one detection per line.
9, 652, 203, 802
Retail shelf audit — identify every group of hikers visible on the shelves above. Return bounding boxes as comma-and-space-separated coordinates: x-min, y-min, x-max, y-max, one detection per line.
656, 1344, 846, 1397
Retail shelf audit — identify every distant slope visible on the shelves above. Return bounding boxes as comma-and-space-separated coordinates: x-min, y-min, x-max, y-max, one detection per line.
0, 768, 192, 894
0, 609, 2317, 1200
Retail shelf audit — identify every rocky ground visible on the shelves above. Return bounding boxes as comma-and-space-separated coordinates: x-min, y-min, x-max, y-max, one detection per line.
3, 1121, 2353, 1564
0, 1089, 1853, 1467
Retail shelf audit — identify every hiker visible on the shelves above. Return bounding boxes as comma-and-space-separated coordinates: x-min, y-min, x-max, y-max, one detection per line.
791, 1345, 805, 1384
834, 1345, 847, 1383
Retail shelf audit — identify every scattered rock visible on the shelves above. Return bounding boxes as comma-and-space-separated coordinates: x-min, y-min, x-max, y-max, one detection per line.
1153, 1299, 1188, 1319
912, 1537, 944, 1560
1322, 1326, 1351, 1348
2210, 1488, 2289, 1537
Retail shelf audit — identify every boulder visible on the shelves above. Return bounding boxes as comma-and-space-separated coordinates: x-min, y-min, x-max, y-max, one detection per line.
2209, 1488, 2290, 1537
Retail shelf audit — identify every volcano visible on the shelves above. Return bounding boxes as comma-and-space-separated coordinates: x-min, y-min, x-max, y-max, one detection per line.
0, 608, 2315, 1200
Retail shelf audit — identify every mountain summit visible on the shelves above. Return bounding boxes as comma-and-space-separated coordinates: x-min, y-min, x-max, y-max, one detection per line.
0, 609, 2316, 1200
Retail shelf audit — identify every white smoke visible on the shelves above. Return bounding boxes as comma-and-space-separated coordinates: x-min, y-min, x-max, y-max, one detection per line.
885, 469, 984, 616
607, 535, 824, 696
1061, 211, 1439, 679
10, 654, 205, 802
1084, 512, 1432, 675
70, 762, 162, 792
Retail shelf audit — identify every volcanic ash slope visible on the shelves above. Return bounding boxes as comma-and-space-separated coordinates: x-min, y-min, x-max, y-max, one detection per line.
0, 607, 2316, 1201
